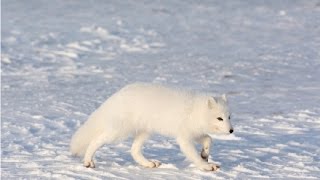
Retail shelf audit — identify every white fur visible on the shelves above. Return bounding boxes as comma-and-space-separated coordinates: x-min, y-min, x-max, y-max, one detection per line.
70, 83, 233, 171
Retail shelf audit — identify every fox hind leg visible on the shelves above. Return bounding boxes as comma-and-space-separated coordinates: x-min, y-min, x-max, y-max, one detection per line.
131, 131, 161, 168
83, 132, 117, 168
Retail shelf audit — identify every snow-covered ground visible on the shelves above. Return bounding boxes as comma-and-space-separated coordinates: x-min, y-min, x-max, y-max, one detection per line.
1, 0, 320, 179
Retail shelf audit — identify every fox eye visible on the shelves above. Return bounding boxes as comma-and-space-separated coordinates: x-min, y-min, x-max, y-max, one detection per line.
229, 115, 231, 120
217, 117, 223, 121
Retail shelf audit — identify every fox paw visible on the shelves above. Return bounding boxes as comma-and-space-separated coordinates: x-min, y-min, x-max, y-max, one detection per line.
199, 163, 220, 171
144, 161, 161, 168
84, 160, 95, 168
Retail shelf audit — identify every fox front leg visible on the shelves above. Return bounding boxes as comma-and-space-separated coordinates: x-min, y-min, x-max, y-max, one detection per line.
177, 136, 219, 171
198, 134, 212, 162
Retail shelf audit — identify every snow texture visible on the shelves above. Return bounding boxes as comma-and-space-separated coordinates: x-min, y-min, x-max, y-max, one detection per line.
1, 0, 320, 179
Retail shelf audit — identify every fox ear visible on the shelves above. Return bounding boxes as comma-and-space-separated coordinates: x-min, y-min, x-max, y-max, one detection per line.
207, 97, 217, 109
222, 94, 227, 102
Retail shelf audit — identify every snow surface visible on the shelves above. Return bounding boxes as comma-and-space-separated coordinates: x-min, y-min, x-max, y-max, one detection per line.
1, 0, 320, 179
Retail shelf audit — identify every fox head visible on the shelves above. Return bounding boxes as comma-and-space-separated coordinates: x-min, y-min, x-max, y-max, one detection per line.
205, 94, 233, 134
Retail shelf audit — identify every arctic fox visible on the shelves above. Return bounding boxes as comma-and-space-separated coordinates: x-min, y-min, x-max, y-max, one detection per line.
70, 83, 233, 171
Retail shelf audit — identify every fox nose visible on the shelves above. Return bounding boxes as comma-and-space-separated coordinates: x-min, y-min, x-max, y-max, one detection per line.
229, 129, 233, 134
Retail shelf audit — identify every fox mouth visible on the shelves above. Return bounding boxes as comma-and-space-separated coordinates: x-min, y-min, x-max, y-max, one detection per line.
211, 126, 231, 135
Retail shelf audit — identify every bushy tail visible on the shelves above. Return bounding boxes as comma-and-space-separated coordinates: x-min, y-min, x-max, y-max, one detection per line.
70, 116, 104, 157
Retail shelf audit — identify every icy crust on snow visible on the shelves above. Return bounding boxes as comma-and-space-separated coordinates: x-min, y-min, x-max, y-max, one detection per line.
2, 0, 320, 179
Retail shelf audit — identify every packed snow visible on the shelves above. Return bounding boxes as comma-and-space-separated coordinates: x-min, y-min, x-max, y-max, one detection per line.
1, 0, 320, 179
